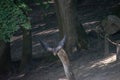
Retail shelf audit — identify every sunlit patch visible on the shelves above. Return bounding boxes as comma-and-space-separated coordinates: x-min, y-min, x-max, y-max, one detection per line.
34, 29, 59, 36
11, 35, 22, 41
17, 74, 25, 78
9, 73, 25, 80
83, 21, 100, 26
58, 78, 68, 80
91, 53, 117, 68
35, 23, 46, 27
33, 43, 41, 47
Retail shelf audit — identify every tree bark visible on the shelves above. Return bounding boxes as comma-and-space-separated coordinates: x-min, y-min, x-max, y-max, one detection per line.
20, 27, 32, 72
0, 40, 11, 74
54, 0, 88, 56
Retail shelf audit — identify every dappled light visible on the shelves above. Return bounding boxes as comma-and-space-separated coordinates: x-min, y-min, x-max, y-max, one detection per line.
73, 53, 120, 80
33, 43, 41, 48
90, 54, 117, 68
34, 23, 46, 28
34, 29, 59, 36
58, 78, 68, 80
83, 21, 100, 26
9, 73, 25, 80
82, 21, 100, 33
11, 35, 23, 42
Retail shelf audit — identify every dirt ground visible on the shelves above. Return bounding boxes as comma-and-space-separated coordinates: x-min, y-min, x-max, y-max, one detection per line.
8, 1, 120, 80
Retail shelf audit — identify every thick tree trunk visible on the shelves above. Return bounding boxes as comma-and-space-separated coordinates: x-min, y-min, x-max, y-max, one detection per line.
0, 40, 11, 74
54, 0, 88, 56
20, 27, 32, 72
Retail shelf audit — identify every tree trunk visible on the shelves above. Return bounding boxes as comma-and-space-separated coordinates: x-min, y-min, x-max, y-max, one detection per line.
0, 40, 11, 74
54, 0, 88, 56
20, 27, 32, 72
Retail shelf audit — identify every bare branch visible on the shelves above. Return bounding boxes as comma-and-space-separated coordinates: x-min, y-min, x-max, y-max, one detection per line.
106, 37, 117, 46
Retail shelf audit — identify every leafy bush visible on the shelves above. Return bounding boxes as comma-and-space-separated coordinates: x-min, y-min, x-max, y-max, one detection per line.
0, 0, 31, 42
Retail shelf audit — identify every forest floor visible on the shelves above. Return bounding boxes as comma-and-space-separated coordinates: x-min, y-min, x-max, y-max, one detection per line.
7, 0, 120, 80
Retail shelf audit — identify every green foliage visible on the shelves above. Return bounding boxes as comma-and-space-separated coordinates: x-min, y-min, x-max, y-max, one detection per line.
0, 0, 31, 42
14, 0, 32, 14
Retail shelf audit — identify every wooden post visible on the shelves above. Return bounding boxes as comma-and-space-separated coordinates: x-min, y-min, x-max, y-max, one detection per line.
104, 35, 109, 55
116, 43, 120, 60
106, 37, 120, 60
